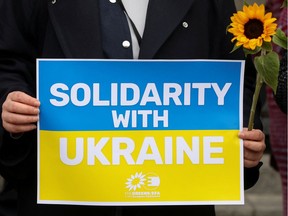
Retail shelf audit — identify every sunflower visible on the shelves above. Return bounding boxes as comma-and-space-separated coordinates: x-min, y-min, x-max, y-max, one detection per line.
228, 3, 277, 50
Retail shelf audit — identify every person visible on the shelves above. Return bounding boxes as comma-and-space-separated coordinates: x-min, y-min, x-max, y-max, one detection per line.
0, 0, 266, 216
274, 1, 287, 114
265, 1, 287, 215
275, 51, 287, 114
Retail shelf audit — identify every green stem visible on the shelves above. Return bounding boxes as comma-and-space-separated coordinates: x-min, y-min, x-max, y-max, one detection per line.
248, 69, 263, 131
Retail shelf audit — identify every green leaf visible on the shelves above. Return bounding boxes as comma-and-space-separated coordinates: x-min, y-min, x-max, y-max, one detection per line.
281, 0, 287, 8
243, 47, 261, 56
230, 44, 241, 53
261, 42, 273, 52
226, 24, 231, 34
254, 51, 280, 93
272, 29, 288, 50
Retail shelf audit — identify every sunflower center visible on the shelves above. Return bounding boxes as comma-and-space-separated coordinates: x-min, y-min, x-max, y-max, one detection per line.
244, 19, 264, 39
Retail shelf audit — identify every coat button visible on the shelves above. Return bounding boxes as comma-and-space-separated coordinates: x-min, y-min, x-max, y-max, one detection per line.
109, 0, 117, 3
122, 40, 131, 48
182, 22, 189, 28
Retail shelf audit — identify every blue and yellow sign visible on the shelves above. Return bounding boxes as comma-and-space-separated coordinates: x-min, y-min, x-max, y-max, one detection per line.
37, 59, 245, 205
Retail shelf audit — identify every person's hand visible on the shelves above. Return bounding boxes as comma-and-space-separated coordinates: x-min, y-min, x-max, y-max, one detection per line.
2, 91, 40, 134
239, 128, 266, 168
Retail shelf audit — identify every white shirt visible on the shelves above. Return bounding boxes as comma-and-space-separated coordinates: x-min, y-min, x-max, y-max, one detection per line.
121, 0, 149, 58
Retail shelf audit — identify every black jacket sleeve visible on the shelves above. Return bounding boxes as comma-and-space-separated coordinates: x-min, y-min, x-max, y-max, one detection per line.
0, 0, 45, 181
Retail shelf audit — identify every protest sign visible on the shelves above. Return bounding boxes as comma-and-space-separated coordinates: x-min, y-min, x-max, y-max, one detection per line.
37, 59, 244, 205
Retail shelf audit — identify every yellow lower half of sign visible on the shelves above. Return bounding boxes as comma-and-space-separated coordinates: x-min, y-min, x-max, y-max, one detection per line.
38, 130, 243, 205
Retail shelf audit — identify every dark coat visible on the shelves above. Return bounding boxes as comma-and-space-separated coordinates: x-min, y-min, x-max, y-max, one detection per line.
0, 0, 263, 215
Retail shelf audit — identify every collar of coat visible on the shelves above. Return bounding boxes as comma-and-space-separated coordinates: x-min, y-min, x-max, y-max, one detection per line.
48, 0, 195, 59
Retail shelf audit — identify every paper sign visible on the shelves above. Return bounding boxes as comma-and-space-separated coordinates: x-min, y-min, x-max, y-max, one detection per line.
37, 59, 244, 205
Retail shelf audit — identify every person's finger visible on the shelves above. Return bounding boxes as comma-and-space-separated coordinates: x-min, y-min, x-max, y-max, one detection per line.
244, 159, 259, 168
2, 121, 37, 134
244, 148, 263, 162
3, 100, 40, 116
243, 139, 266, 153
238, 129, 264, 141
2, 111, 39, 125
7, 91, 40, 107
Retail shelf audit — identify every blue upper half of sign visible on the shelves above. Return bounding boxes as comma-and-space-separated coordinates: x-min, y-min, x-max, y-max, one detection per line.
37, 60, 244, 131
